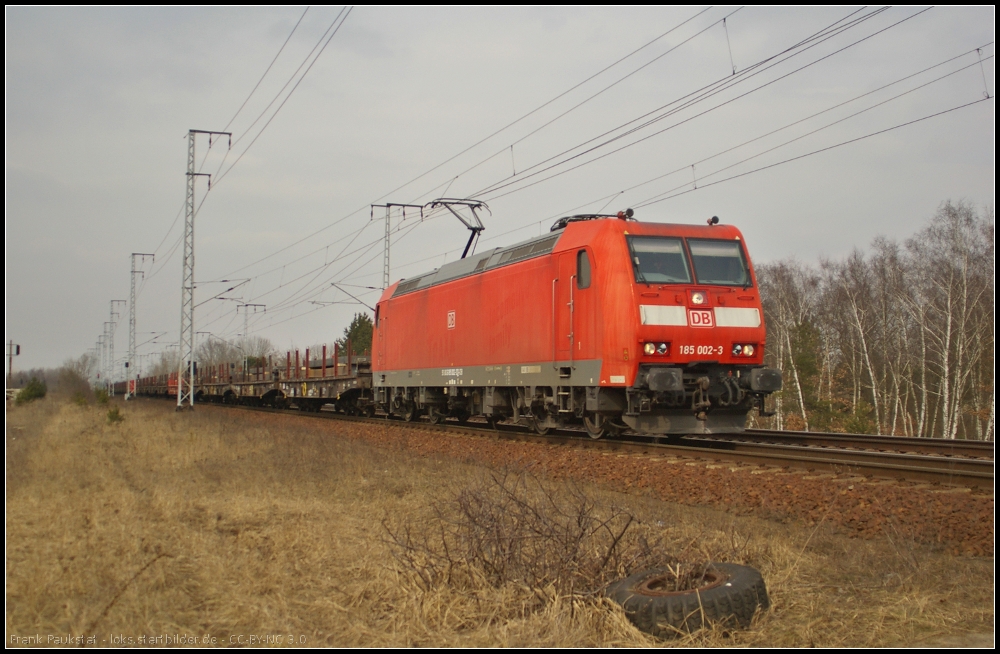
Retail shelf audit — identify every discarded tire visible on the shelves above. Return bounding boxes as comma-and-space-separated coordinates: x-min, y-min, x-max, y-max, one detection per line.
605, 563, 769, 638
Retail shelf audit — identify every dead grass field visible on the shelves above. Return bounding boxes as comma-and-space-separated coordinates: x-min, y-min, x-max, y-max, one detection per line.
6, 397, 994, 647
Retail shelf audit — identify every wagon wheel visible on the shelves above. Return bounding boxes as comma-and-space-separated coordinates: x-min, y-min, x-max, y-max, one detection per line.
531, 416, 551, 436
402, 401, 418, 422
583, 413, 607, 440
427, 407, 444, 424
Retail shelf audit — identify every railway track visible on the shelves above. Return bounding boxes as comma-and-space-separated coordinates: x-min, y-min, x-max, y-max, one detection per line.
187, 400, 994, 490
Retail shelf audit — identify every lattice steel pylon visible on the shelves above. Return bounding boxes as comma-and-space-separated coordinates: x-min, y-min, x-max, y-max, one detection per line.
177, 129, 230, 411
98, 332, 107, 389
109, 300, 125, 395
371, 203, 423, 290
126, 253, 154, 400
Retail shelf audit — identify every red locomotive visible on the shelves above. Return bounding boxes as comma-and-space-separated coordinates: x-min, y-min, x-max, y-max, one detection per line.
372, 209, 782, 437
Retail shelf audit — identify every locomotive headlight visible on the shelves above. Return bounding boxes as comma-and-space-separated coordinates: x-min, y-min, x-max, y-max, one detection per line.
743, 344, 755, 357
691, 291, 706, 305
644, 342, 656, 355
657, 342, 668, 355
732, 343, 743, 356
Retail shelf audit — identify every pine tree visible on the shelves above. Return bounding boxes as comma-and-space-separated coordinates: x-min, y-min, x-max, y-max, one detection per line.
337, 312, 374, 355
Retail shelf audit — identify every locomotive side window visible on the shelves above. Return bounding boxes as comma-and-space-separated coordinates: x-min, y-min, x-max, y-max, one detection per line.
627, 236, 691, 284
577, 250, 591, 289
687, 239, 751, 287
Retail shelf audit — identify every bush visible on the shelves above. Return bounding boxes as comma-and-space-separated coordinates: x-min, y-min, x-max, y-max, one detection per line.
71, 392, 89, 407
107, 406, 124, 424
95, 389, 109, 405
383, 469, 677, 596
15, 378, 47, 405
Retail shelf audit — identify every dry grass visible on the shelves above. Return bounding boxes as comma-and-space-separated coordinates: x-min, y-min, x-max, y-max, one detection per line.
5, 398, 994, 647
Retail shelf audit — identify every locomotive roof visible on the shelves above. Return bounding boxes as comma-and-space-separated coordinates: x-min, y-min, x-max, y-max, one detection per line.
391, 229, 563, 298
388, 217, 744, 299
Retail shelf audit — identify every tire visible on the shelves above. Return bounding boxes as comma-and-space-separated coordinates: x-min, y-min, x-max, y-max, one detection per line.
605, 563, 768, 638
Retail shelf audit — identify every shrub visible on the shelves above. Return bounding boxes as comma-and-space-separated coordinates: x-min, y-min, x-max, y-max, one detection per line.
107, 406, 124, 424
383, 469, 677, 596
71, 392, 89, 407
15, 378, 47, 405
95, 389, 109, 405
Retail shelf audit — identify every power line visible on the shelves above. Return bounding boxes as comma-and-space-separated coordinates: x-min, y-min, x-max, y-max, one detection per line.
223, 6, 311, 133
470, 6, 906, 201
633, 97, 993, 208
632, 53, 996, 207
214, 7, 718, 278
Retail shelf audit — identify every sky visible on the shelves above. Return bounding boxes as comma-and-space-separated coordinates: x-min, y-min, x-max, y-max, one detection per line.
5, 6, 995, 374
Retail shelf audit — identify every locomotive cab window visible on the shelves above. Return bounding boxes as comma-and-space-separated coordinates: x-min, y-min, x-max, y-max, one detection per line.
626, 236, 691, 284
577, 250, 591, 289
687, 239, 751, 287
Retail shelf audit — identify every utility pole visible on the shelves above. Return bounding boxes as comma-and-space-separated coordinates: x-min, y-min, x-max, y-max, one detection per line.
371, 203, 423, 290
127, 253, 154, 400
7, 341, 20, 388
109, 300, 126, 395
238, 304, 265, 381
178, 129, 231, 411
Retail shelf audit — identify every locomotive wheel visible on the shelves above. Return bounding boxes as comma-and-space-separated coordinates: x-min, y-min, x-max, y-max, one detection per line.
583, 413, 607, 440
453, 410, 470, 424
427, 407, 444, 424
532, 417, 551, 436
605, 563, 769, 637
402, 402, 418, 422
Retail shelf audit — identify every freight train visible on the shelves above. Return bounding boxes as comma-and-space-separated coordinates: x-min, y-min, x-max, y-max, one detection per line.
130, 209, 781, 438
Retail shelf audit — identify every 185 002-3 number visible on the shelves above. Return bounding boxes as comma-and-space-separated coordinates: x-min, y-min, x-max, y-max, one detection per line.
678, 345, 723, 356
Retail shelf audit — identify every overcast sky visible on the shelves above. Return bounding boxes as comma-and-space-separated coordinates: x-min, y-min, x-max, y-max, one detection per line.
5, 6, 995, 373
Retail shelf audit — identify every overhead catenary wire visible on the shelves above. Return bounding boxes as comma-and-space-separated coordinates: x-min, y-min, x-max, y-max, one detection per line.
632, 96, 994, 209
216, 6, 718, 279
468, 6, 911, 202
140, 6, 349, 296
631, 54, 996, 208
223, 6, 311, 133
519, 43, 996, 219
210, 6, 886, 308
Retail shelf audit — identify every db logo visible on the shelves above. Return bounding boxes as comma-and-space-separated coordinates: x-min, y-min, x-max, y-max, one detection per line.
688, 309, 714, 328
447, 311, 456, 329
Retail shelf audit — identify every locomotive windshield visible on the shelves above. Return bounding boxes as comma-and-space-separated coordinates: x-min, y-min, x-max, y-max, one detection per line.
688, 239, 751, 286
626, 236, 751, 287
627, 236, 691, 283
